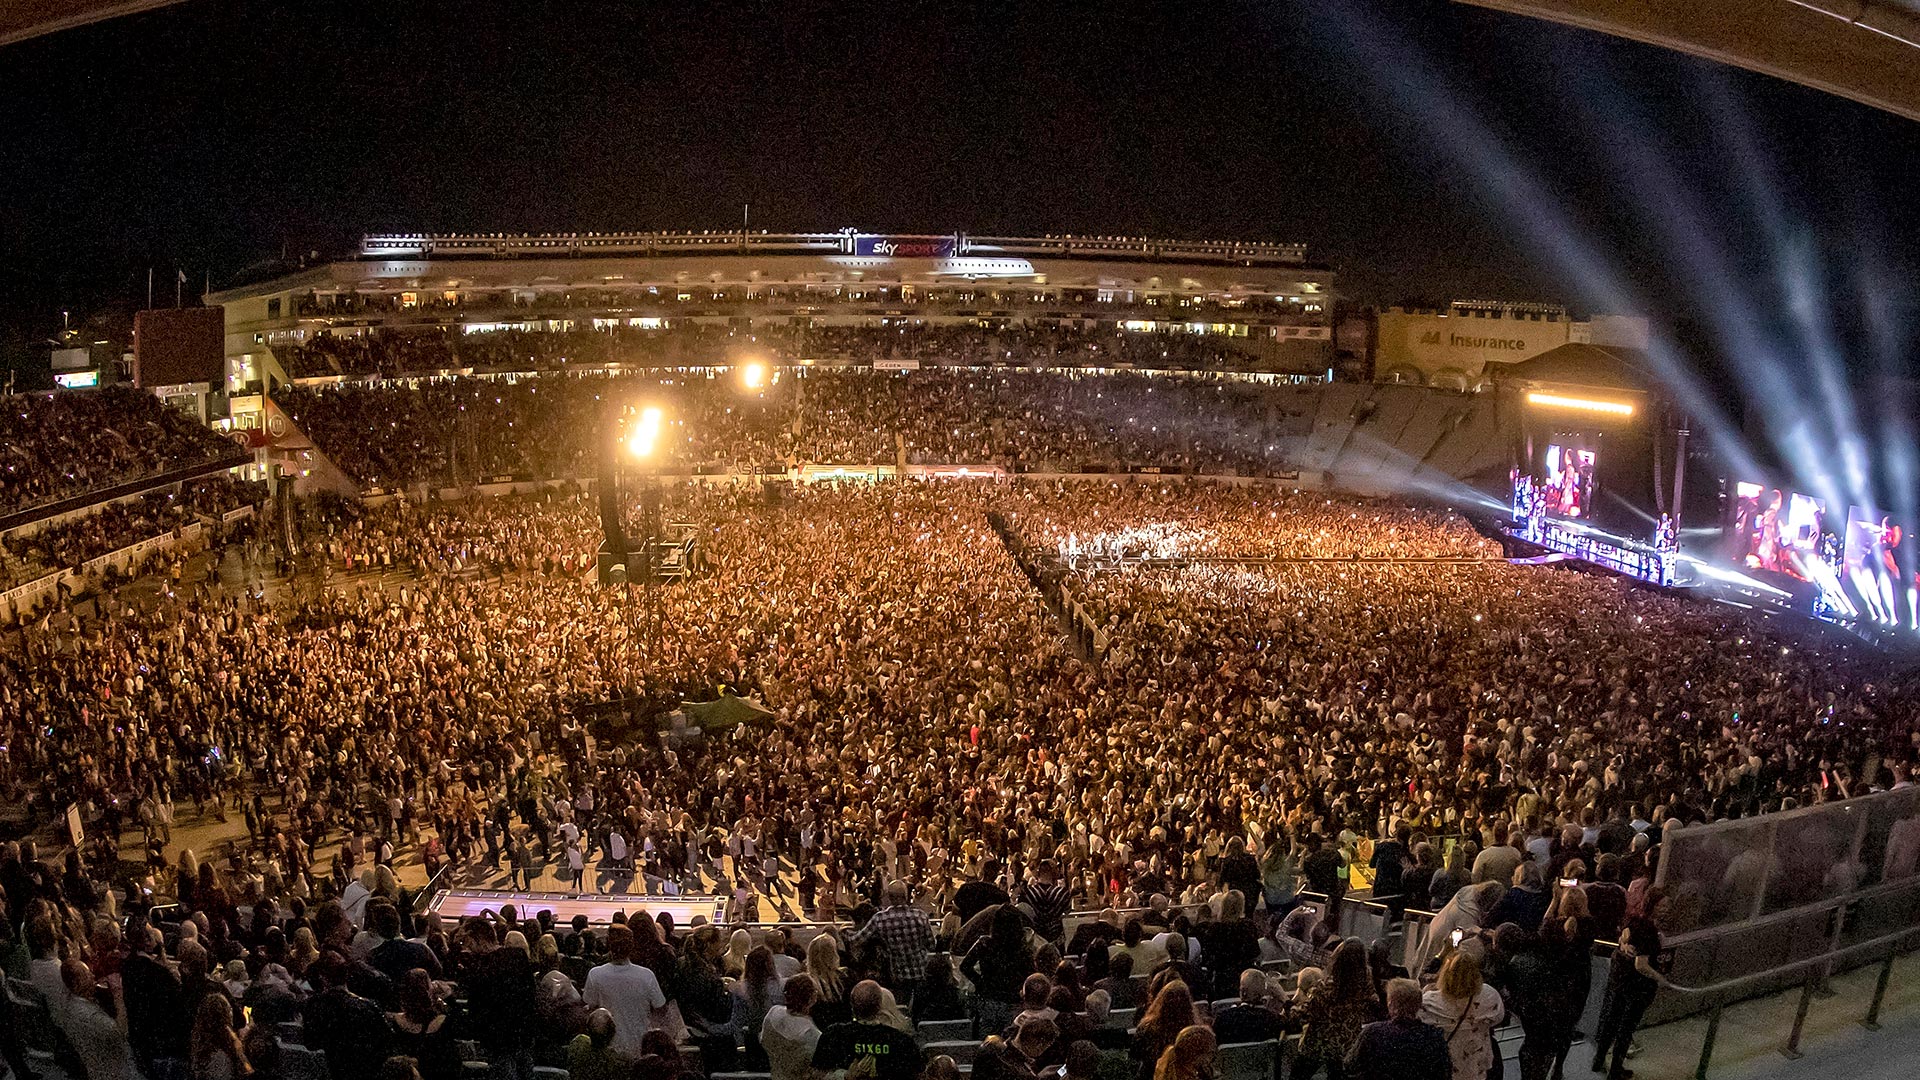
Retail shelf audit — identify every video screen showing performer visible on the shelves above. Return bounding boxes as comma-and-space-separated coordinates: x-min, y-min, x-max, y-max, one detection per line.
1543, 445, 1596, 518
1734, 485, 1826, 579
1846, 506, 1917, 629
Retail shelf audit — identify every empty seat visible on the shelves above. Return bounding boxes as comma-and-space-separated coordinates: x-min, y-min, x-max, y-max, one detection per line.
1214, 1040, 1279, 1080
280, 1044, 330, 1080
925, 1040, 982, 1065
917, 1018, 973, 1042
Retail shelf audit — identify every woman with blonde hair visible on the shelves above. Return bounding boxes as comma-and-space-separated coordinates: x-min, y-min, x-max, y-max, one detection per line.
287, 926, 321, 980
805, 934, 850, 1028
1153, 1025, 1216, 1080
1130, 979, 1196, 1080
723, 928, 753, 977
176, 849, 201, 905
1418, 949, 1505, 1080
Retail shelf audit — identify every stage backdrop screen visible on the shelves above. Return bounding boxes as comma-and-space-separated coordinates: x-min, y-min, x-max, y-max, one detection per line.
133, 307, 224, 388
1543, 444, 1595, 518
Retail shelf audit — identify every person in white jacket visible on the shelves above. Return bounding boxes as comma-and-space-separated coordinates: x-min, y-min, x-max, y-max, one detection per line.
1419, 949, 1505, 1080
761, 973, 823, 1080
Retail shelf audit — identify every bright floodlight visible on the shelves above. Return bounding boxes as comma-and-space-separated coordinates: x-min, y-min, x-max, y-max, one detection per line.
1525, 391, 1635, 417
740, 360, 769, 391
627, 405, 664, 459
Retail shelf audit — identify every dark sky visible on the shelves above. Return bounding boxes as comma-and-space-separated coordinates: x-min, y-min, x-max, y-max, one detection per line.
5, 0, 1920, 373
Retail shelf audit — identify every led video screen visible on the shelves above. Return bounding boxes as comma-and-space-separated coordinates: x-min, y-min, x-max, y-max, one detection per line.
1733, 483, 1827, 580
1846, 506, 1916, 629
1543, 444, 1595, 518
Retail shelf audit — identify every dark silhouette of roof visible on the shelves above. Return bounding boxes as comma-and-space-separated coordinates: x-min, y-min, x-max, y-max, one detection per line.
1496, 342, 1656, 393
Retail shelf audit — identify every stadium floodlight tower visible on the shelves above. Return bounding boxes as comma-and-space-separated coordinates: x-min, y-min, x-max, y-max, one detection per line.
596, 402, 667, 587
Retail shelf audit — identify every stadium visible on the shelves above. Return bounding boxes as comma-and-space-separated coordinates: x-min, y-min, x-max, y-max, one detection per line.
6, 6, 1920, 1080
4, 222, 1914, 1080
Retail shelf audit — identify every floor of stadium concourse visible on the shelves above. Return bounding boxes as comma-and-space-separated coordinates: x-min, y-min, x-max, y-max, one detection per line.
1618, 950, 1919, 1080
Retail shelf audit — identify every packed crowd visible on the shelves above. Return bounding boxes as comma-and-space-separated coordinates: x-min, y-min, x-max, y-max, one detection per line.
272, 370, 1320, 489
0, 389, 238, 517
0, 836, 1678, 1080
277, 325, 1278, 380
2, 480, 1916, 1080
1002, 483, 1500, 563
2, 478, 267, 590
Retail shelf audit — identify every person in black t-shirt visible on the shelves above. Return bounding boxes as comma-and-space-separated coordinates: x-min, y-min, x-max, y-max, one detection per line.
812, 980, 925, 1080
1217, 837, 1262, 910
1301, 834, 1346, 907
956, 859, 1010, 924
301, 952, 392, 1080
1591, 892, 1670, 1080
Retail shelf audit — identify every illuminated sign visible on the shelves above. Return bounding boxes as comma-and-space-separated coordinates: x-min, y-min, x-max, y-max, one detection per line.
54, 371, 100, 389
853, 236, 956, 258
1525, 391, 1634, 417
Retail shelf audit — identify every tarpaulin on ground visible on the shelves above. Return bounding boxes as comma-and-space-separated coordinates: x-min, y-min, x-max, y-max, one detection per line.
678, 692, 774, 732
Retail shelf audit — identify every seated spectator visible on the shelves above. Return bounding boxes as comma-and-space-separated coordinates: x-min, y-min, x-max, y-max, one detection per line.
911, 954, 967, 1022
1010, 972, 1058, 1032
1049, 986, 1095, 1047
1152, 1025, 1215, 1080
762, 974, 823, 1080
1095, 952, 1141, 1011
1130, 980, 1196, 1079
567, 1009, 631, 1080
973, 1036, 1034, 1080
1214, 968, 1284, 1045
1346, 978, 1449, 1080
811, 980, 925, 1080
1012, 1017, 1064, 1073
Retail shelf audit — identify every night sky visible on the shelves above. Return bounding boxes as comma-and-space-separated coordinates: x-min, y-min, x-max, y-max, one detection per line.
4, 0, 1920, 376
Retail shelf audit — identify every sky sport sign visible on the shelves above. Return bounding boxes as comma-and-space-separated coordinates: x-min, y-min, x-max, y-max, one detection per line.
852, 236, 956, 258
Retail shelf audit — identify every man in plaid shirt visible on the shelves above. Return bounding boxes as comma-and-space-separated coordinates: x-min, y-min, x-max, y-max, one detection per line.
845, 881, 935, 995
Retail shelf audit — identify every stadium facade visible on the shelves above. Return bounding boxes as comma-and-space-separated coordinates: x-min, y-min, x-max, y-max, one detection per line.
208, 230, 1338, 399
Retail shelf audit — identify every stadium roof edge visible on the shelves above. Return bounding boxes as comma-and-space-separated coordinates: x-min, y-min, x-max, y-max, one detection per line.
0, 0, 191, 47
354, 230, 1317, 267
1455, 0, 1920, 124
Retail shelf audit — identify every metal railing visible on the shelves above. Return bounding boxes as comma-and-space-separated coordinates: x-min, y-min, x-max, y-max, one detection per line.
1397, 889, 1920, 1079
1672, 918, 1920, 1078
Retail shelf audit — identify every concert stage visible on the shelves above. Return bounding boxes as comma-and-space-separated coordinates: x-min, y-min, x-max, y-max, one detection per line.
427, 888, 726, 927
